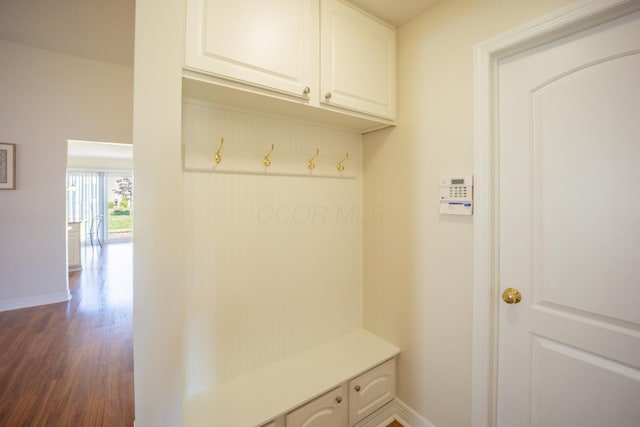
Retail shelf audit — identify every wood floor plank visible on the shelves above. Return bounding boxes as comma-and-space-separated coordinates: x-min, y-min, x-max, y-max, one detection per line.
0, 243, 134, 426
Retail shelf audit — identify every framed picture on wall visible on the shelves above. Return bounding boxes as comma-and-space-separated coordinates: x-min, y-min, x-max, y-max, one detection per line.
0, 142, 16, 190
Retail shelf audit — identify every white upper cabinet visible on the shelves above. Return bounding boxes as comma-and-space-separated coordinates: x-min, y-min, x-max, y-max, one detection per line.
184, 0, 396, 131
184, 0, 318, 98
320, 0, 396, 120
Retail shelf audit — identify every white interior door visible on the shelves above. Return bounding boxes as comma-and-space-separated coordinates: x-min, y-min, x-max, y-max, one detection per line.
497, 10, 640, 427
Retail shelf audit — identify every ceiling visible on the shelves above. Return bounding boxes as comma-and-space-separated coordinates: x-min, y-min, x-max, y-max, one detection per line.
349, 0, 440, 26
0, 0, 135, 66
0, 0, 439, 67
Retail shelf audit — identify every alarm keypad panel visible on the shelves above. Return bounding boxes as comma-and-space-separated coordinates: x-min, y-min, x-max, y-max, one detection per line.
440, 175, 473, 215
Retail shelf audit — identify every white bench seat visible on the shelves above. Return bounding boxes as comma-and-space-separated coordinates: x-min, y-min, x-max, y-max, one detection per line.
184, 328, 400, 427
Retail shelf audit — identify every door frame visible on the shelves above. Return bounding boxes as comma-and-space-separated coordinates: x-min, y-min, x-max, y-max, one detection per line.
471, 1, 640, 426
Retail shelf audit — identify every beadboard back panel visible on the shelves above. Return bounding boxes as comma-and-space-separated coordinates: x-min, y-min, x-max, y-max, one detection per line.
183, 101, 366, 395
183, 99, 358, 178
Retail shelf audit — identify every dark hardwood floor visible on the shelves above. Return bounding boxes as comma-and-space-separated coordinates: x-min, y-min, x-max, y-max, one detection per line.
0, 243, 134, 426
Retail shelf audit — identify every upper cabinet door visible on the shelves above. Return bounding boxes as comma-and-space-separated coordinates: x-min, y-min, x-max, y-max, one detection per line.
185, 0, 318, 99
320, 0, 396, 119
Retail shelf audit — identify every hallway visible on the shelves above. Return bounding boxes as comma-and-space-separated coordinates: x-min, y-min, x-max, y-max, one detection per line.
0, 243, 134, 426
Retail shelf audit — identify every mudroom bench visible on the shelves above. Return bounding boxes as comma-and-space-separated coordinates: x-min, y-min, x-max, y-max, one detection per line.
184, 328, 400, 427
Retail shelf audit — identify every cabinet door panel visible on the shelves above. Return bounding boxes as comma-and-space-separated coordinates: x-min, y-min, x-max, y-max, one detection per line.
286, 386, 347, 427
68, 231, 80, 267
320, 0, 395, 119
185, 0, 317, 97
349, 358, 396, 425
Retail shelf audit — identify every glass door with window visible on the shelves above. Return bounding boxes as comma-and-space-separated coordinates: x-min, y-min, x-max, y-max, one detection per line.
67, 171, 106, 248
67, 171, 134, 246
107, 174, 133, 242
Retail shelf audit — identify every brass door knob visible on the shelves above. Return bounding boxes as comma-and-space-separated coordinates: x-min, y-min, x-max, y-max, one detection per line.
502, 288, 522, 304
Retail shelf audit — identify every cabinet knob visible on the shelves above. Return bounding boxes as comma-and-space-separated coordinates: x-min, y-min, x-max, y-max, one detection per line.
303, 86, 310, 95
335, 396, 342, 404
325, 91, 332, 99
354, 385, 361, 392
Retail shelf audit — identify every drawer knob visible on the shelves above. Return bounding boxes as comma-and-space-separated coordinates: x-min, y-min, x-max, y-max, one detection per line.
303, 86, 310, 95
325, 91, 332, 99
335, 396, 342, 404
354, 385, 361, 392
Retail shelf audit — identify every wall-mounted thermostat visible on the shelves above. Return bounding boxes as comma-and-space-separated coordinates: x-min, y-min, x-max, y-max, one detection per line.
440, 175, 473, 215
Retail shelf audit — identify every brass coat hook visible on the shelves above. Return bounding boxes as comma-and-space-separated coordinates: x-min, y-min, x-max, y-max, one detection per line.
214, 137, 224, 164
263, 144, 275, 167
337, 152, 349, 172
307, 148, 320, 170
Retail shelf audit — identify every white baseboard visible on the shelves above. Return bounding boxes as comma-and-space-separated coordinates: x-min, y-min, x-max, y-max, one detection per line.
393, 398, 436, 427
356, 398, 436, 427
0, 290, 71, 312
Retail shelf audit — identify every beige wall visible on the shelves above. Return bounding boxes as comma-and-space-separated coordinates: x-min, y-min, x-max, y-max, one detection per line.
133, 0, 185, 425
0, 40, 132, 311
362, 0, 572, 426
132, 0, 580, 425
135, 0, 366, 422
